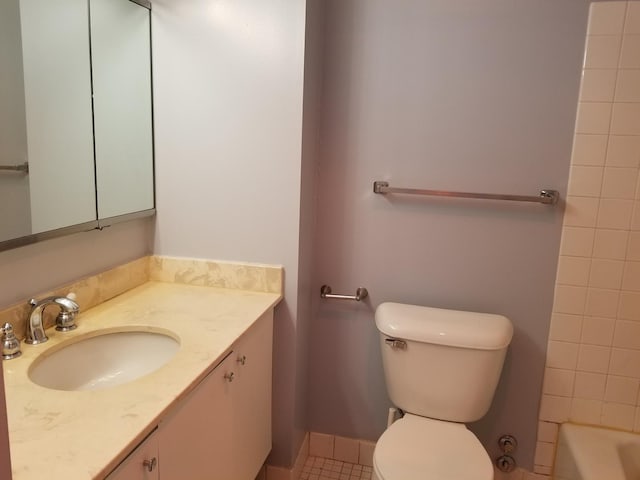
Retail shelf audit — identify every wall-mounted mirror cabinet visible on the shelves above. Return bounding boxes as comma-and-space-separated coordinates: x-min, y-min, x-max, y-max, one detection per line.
0, 0, 155, 251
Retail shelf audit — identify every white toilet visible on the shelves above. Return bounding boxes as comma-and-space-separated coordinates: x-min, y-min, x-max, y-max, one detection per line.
373, 302, 513, 480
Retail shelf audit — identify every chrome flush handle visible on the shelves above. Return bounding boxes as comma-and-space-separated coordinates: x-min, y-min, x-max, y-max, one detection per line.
384, 338, 407, 350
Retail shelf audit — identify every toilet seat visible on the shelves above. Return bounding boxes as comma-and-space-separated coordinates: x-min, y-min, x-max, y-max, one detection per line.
373, 414, 493, 480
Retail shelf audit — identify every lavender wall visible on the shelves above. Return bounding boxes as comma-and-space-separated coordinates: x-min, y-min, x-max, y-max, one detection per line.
294, 0, 325, 462
151, 0, 309, 466
307, 0, 589, 469
0, 219, 152, 308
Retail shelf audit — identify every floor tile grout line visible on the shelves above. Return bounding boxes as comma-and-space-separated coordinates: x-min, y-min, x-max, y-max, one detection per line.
301, 456, 373, 480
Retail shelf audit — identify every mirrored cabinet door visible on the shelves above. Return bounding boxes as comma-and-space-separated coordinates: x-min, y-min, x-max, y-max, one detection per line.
91, 0, 155, 222
0, 0, 31, 241
1, 0, 97, 242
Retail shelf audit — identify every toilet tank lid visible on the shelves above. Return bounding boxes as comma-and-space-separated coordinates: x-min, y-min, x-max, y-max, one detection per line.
375, 302, 513, 350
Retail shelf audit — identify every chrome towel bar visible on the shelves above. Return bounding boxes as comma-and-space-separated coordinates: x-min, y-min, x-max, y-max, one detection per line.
373, 181, 559, 206
0, 163, 29, 174
320, 285, 369, 302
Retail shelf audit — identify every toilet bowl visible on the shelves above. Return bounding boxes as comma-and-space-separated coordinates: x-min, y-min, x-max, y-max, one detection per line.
372, 415, 493, 480
373, 302, 513, 480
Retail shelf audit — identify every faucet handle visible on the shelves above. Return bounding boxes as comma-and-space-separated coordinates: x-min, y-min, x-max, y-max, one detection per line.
55, 294, 79, 332
55, 311, 78, 331
1, 323, 21, 360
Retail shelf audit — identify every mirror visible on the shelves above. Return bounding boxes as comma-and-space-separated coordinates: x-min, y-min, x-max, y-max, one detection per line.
0, 0, 154, 249
0, 0, 96, 241
91, 0, 154, 221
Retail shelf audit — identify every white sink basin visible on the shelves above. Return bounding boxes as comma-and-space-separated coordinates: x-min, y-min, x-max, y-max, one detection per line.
28, 329, 180, 391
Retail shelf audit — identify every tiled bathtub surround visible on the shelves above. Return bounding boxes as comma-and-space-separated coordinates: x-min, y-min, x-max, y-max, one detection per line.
537, 1, 640, 476
0, 255, 283, 341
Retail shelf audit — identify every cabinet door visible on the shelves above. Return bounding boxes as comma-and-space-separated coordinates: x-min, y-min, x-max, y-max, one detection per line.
159, 352, 234, 480
90, 0, 154, 221
106, 430, 159, 480
19, 0, 97, 235
232, 311, 274, 479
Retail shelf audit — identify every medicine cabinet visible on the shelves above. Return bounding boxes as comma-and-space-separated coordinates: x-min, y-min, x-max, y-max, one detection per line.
0, 0, 155, 251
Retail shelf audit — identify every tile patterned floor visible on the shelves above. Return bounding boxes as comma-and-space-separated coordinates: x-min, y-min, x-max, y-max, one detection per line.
300, 456, 373, 480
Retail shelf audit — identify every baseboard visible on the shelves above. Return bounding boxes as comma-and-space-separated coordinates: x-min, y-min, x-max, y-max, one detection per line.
292, 432, 310, 479
263, 432, 309, 480
307, 432, 375, 467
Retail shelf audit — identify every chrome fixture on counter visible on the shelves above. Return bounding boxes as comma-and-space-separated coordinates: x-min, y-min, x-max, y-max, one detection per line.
320, 285, 369, 301
373, 181, 560, 205
1, 323, 21, 359
25, 294, 80, 345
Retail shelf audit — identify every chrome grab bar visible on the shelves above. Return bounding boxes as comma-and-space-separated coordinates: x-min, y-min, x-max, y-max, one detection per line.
0, 162, 29, 174
320, 285, 368, 302
373, 181, 559, 205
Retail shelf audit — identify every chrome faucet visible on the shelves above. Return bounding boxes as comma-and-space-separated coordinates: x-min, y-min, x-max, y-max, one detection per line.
25, 295, 79, 345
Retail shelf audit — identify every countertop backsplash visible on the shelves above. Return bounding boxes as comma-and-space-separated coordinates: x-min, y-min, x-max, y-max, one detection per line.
0, 255, 283, 341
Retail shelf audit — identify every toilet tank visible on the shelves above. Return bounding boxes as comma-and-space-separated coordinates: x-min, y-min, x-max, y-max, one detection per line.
375, 302, 513, 423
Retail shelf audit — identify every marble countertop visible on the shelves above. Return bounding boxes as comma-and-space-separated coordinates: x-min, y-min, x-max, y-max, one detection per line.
2, 281, 281, 480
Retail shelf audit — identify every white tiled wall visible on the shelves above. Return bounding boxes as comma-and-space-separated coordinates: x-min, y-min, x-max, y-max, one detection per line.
308, 433, 375, 468
536, 1, 640, 477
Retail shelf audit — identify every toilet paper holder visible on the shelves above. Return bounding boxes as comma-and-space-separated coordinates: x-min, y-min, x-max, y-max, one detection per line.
320, 285, 369, 301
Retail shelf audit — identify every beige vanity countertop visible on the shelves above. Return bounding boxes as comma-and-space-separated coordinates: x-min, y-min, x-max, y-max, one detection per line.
2, 281, 281, 480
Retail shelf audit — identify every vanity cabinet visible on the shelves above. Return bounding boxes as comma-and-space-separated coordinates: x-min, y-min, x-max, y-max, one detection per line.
231, 310, 274, 479
106, 311, 273, 480
158, 352, 235, 479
